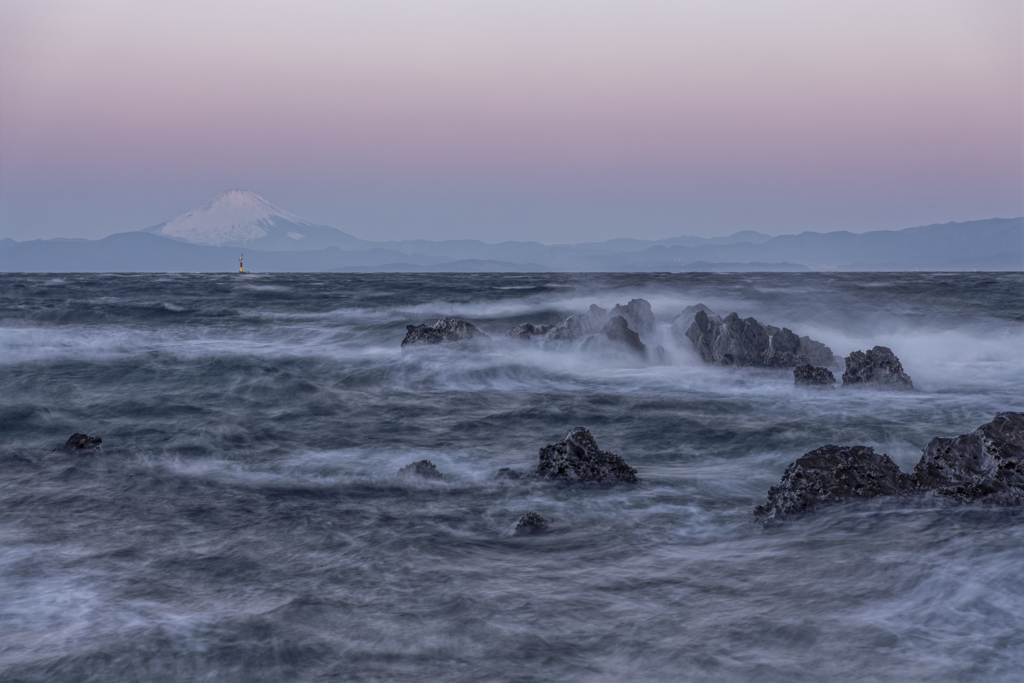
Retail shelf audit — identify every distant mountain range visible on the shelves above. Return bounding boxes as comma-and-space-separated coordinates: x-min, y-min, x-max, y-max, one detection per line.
3, 190, 1022, 272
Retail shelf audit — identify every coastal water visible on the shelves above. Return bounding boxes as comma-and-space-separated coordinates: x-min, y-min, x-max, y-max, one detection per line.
1, 272, 1022, 682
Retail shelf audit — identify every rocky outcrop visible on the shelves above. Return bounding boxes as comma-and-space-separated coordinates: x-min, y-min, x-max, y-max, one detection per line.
536, 427, 639, 484
754, 445, 913, 523
548, 304, 609, 341
506, 323, 554, 341
397, 460, 444, 480
671, 303, 720, 339
54, 433, 103, 453
755, 412, 1024, 522
913, 412, 1024, 504
842, 346, 913, 389
581, 316, 647, 357
793, 364, 836, 387
515, 512, 549, 534
683, 307, 834, 368
401, 318, 489, 347
610, 299, 656, 338
495, 467, 521, 480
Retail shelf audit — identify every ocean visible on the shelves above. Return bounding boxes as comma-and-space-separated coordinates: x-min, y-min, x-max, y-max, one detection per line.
1, 271, 1022, 682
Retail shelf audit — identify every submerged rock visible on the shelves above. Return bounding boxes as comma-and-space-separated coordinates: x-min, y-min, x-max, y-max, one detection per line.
54, 433, 103, 453
683, 307, 834, 368
913, 411, 1024, 504
754, 445, 912, 523
610, 299, 656, 338
505, 323, 554, 341
536, 427, 639, 484
793, 364, 836, 387
515, 512, 549, 534
842, 346, 913, 389
495, 467, 521, 480
397, 460, 444, 480
401, 318, 489, 348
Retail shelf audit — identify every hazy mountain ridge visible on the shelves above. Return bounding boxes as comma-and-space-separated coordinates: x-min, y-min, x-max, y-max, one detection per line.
2, 190, 1021, 272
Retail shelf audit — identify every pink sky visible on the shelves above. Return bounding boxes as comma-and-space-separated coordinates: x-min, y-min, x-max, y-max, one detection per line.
1, 0, 1021, 242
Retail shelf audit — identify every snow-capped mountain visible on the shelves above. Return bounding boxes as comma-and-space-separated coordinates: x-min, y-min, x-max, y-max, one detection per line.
143, 190, 369, 251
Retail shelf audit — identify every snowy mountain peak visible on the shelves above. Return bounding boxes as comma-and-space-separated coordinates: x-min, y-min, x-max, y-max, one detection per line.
150, 190, 314, 246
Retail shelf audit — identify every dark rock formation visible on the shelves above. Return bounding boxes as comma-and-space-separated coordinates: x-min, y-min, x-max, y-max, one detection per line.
913, 412, 1024, 504
754, 445, 913, 523
506, 323, 554, 341
401, 318, 489, 347
794, 364, 836, 387
549, 305, 609, 341
671, 303, 720, 338
683, 308, 834, 368
842, 346, 913, 389
54, 433, 103, 453
755, 412, 1024, 522
515, 512, 549, 534
582, 315, 647, 357
610, 299, 656, 338
536, 427, 639, 484
397, 460, 444, 480
495, 467, 521, 480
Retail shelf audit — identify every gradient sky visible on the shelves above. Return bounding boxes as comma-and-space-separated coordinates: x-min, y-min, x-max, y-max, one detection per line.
1, 0, 1021, 243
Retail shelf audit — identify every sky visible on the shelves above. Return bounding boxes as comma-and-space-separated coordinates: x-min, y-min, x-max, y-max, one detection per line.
1, 0, 1021, 244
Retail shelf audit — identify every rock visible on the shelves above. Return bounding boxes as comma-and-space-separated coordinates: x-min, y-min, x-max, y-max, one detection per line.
582, 315, 647, 357
842, 346, 913, 389
684, 309, 834, 368
549, 305, 609, 341
515, 512, 549, 535
912, 412, 1024, 504
651, 345, 669, 365
397, 460, 444, 480
755, 413, 1024, 522
536, 427, 639, 484
672, 303, 720, 339
793, 364, 836, 387
506, 323, 554, 341
54, 433, 103, 453
401, 318, 489, 347
495, 467, 521, 480
610, 298, 656, 338
754, 445, 913, 523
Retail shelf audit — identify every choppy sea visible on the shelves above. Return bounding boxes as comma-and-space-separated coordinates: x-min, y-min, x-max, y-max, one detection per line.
1, 272, 1022, 682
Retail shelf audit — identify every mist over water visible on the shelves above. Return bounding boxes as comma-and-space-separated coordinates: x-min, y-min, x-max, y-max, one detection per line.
1, 272, 1022, 682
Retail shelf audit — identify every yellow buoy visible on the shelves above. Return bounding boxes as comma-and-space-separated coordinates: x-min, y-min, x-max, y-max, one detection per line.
239, 254, 244, 273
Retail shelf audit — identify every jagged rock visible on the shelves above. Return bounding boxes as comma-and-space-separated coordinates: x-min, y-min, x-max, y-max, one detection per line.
582, 315, 647, 357
515, 512, 549, 534
549, 305, 609, 341
755, 413, 1024, 522
754, 445, 912, 523
912, 412, 1024, 503
54, 433, 103, 453
536, 427, 639, 484
610, 299, 656, 338
684, 308, 834, 368
794, 364, 836, 387
495, 467, 521, 480
397, 460, 444, 480
842, 346, 913, 389
401, 318, 489, 347
506, 323, 554, 341
672, 304, 721, 339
